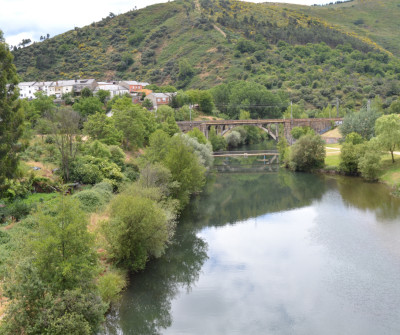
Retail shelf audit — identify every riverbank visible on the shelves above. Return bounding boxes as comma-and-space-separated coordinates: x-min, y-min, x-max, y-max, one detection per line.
323, 144, 400, 187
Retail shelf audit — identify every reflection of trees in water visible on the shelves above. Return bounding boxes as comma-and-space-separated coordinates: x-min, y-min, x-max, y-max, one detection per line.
102, 223, 208, 335
336, 176, 400, 220
181, 170, 327, 228
102, 170, 331, 334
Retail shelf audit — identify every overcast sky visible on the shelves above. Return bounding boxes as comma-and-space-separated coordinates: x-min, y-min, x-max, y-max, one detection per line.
1, 0, 338, 47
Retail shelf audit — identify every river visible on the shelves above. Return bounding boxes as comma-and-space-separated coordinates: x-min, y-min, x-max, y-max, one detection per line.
102, 169, 400, 335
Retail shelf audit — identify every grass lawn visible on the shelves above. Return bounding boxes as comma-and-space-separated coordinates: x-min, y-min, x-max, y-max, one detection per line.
325, 144, 341, 168
325, 143, 341, 149
325, 155, 340, 168
379, 154, 400, 187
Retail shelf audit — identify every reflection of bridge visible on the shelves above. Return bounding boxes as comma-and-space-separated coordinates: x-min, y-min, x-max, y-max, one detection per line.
213, 150, 279, 173
177, 118, 343, 141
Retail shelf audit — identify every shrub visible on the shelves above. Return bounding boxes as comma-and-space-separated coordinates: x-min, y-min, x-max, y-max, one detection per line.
358, 150, 382, 181
102, 194, 175, 271
97, 269, 126, 305
6, 201, 34, 221
289, 134, 326, 172
72, 190, 104, 212
226, 131, 242, 148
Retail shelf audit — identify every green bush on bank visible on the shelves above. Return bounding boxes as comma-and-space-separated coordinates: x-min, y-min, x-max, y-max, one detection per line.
72, 181, 113, 212
289, 134, 326, 172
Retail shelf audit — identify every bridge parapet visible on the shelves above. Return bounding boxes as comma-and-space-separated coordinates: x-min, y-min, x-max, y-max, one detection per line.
176, 118, 343, 142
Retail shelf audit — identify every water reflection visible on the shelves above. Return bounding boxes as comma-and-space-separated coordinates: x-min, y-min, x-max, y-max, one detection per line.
102, 223, 208, 335
103, 171, 400, 335
335, 176, 400, 220
183, 170, 328, 227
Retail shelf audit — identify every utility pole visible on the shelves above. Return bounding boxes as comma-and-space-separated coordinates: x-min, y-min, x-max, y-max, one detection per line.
189, 104, 192, 127
290, 101, 293, 120
367, 99, 371, 112
336, 97, 339, 118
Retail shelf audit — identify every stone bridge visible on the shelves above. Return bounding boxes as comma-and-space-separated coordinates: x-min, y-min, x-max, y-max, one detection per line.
177, 118, 343, 142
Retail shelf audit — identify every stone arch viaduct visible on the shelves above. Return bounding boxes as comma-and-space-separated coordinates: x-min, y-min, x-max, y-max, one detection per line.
177, 118, 343, 141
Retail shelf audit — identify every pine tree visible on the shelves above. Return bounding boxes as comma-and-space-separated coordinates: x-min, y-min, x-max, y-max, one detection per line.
0, 30, 24, 195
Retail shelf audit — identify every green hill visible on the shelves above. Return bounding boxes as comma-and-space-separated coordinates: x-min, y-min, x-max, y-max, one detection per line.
10, 0, 400, 110
295, 0, 400, 57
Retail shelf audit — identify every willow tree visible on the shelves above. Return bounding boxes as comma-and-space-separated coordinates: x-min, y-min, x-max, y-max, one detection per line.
0, 30, 24, 195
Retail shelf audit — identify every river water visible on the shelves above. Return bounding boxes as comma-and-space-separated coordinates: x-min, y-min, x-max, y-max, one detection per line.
103, 170, 400, 335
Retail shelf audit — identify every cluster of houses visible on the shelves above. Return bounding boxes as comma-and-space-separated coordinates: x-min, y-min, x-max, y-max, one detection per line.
17, 79, 175, 110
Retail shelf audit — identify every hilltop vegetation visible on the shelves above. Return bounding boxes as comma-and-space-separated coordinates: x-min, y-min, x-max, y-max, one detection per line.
10, 0, 400, 110
295, 0, 400, 57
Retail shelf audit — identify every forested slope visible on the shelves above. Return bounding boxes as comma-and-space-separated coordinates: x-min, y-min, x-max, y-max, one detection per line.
10, 0, 400, 110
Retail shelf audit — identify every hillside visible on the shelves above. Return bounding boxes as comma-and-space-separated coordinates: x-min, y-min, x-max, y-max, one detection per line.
10, 0, 400, 110
294, 0, 400, 57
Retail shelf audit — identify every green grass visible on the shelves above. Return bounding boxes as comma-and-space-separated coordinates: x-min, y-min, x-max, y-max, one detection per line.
20, 192, 58, 205
325, 143, 341, 149
325, 154, 340, 168
378, 154, 400, 186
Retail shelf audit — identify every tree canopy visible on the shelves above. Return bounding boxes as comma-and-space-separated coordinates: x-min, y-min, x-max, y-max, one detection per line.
0, 31, 24, 196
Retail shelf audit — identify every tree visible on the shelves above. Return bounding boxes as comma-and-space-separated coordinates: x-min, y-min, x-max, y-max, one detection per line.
102, 194, 174, 271
198, 91, 214, 114
290, 126, 315, 140
143, 132, 207, 208
282, 104, 307, 119
277, 128, 289, 167
95, 89, 110, 105
0, 30, 24, 196
209, 127, 226, 151
178, 59, 194, 80
226, 130, 242, 148
83, 112, 123, 145
50, 107, 80, 181
339, 142, 362, 175
187, 127, 207, 144
142, 98, 153, 110
80, 87, 93, 98
155, 105, 174, 123
340, 107, 381, 140
375, 114, 400, 163
72, 96, 103, 117
161, 115, 180, 137
358, 141, 382, 181
179, 134, 213, 169
388, 99, 400, 114
162, 136, 206, 207
33, 196, 98, 291
289, 134, 326, 172
32, 91, 55, 116
1, 197, 106, 335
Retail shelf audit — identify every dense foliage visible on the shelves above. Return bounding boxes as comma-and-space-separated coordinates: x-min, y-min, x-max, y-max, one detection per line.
288, 134, 326, 172
0, 30, 24, 196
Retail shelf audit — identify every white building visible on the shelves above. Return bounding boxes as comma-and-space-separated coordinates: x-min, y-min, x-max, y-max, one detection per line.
18, 82, 40, 99
94, 82, 129, 99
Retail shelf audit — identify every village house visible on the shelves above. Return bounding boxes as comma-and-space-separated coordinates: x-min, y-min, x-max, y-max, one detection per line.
16, 79, 153, 101
18, 82, 40, 99
119, 80, 150, 93
145, 92, 176, 109
94, 82, 129, 99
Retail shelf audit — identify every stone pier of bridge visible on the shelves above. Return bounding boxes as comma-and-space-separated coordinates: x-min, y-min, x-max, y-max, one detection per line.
177, 118, 343, 142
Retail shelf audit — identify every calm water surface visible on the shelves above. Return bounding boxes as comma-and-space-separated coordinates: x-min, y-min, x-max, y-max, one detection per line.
103, 170, 400, 335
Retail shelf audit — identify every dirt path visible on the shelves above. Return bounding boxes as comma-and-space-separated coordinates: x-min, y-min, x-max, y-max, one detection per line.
213, 24, 226, 38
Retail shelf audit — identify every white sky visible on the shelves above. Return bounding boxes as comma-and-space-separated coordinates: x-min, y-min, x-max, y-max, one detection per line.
0, 0, 338, 47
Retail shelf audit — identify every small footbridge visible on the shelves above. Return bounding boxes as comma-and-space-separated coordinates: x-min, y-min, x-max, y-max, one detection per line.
213, 150, 279, 173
